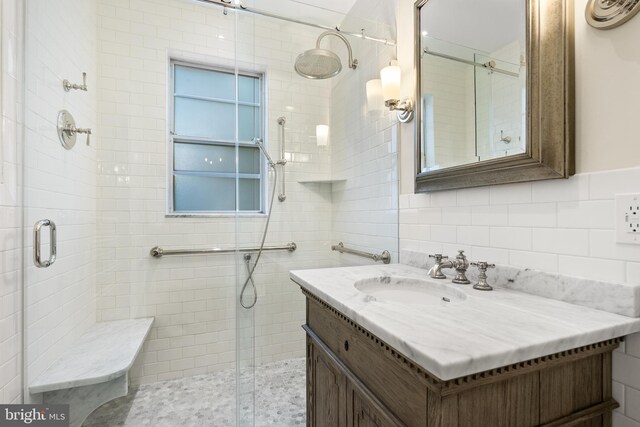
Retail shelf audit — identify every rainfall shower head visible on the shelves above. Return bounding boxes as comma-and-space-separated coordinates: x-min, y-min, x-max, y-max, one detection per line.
294, 31, 358, 79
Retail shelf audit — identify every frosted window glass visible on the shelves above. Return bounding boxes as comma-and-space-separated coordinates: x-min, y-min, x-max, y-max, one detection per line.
174, 65, 235, 101
174, 143, 236, 173
174, 97, 235, 140
239, 178, 261, 211
239, 147, 260, 174
238, 105, 260, 142
171, 61, 264, 213
174, 175, 235, 211
174, 143, 260, 175
238, 76, 259, 104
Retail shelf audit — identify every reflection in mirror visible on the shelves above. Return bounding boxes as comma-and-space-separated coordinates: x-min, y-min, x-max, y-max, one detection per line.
419, 0, 527, 172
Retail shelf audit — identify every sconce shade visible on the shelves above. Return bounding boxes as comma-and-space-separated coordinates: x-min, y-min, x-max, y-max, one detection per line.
316, 124, 329, 146
380, 60, 401, 102
366, 79, 384, 112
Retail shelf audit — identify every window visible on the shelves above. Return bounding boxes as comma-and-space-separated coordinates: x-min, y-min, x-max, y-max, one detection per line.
169, 61, 264, 214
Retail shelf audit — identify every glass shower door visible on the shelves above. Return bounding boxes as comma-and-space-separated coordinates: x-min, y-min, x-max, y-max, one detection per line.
235, 7, 258, 426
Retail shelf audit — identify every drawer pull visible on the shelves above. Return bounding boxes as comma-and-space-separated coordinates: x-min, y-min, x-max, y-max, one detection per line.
344, 340, 350, 351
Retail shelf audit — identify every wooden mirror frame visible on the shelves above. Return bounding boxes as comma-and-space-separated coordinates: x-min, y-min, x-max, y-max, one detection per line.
414, 0, 575, 193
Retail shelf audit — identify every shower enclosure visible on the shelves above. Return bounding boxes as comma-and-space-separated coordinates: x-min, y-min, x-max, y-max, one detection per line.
4, 0, 399, 425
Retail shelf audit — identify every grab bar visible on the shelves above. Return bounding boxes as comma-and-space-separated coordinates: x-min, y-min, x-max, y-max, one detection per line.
277, 116, 286, 202
150, 242, 297, 258
331, 242, 391, 264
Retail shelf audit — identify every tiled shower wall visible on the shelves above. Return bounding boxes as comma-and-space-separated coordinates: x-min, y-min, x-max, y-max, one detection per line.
95, 0, 335, 384
329, 0, 400, 264
0, 0, 24, 404
24, 0, 98, 401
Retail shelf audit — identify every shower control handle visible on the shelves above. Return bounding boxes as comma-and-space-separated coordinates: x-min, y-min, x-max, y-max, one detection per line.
34, 219, 57, 268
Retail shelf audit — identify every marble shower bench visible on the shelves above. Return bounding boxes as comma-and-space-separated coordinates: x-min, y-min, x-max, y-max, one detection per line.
29, 318, 154, 427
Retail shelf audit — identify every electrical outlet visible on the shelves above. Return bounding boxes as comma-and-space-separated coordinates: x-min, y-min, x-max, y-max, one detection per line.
616, 193, 640, 245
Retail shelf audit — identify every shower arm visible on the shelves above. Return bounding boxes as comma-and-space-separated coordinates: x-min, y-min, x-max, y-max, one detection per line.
316, 31, 358, 70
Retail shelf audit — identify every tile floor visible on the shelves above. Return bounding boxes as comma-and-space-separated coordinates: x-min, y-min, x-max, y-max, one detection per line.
83, 358, 306, 427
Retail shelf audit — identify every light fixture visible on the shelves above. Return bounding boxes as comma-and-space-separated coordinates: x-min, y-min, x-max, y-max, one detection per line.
365, 79, 384, 112
380, 60, 414, 123
316, 125, 329, 147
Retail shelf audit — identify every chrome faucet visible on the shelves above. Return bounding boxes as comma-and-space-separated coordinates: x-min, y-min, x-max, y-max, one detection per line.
427, 254, 451, 279
428, 250, 471, 284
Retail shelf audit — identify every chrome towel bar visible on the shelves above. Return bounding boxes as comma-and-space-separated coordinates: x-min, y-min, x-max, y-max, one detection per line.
331, 242, 391, 264
150, 242, 297, 258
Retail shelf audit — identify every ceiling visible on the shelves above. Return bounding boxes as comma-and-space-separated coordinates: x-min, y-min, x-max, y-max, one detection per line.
246, 0, 358, 28
292, 0, 358, 15
194, 0, 395, 42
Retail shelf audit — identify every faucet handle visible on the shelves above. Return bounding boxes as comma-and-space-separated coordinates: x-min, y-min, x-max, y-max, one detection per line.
429, 254, 448, 263
471, 261, 495, 270
471, 262, 495, 291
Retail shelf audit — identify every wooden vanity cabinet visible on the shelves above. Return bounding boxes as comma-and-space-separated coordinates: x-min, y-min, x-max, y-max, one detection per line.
303, 290, 621, 427
307, 330, 404, 427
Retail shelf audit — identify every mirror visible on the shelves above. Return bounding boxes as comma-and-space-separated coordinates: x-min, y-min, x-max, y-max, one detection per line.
415, 0, 575, 193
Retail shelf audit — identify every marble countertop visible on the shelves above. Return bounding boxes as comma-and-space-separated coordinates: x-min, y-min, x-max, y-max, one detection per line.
30, 318, 154, 394
290, 264, 640, 381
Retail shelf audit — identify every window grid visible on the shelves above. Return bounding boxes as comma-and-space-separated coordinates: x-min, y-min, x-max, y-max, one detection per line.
168, 60, 265, 215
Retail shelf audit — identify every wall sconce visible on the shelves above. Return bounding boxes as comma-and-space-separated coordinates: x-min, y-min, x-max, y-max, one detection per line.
366, 79, 384, 112
316, 124, 329, 146
380, 60, 414, 123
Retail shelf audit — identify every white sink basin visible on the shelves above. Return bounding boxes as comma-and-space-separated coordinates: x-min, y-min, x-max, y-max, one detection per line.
354, 276, 467, 306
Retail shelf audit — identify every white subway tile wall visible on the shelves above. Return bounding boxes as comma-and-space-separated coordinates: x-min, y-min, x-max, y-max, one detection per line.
24, 0, 98, 401
399, 166, 640, 425
95, 0, 337, 384
329, 18, 399, 265
0, 0, 24, 404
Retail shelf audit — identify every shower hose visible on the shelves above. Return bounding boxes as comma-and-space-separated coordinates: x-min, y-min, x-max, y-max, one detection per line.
239, 164, 277, 309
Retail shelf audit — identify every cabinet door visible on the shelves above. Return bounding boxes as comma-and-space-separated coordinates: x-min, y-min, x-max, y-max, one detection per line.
308, 337, 347, 427
349, 382, 403, 427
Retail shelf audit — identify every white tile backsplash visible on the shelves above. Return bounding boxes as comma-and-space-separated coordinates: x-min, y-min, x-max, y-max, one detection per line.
489, 227, 532, 250
532, 228, 590, 256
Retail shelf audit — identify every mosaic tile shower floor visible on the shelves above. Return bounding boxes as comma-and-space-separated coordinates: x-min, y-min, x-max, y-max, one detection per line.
84, 358, 306, 427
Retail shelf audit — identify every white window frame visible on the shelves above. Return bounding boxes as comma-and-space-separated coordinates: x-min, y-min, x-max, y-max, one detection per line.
167, 59, 267, 217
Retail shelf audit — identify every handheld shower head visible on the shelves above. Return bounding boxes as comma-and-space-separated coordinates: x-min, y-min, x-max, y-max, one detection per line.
253, 138, 276, 168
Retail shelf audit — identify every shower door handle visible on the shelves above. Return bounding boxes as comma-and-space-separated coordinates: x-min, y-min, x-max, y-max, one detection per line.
34, 219, 57, 268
